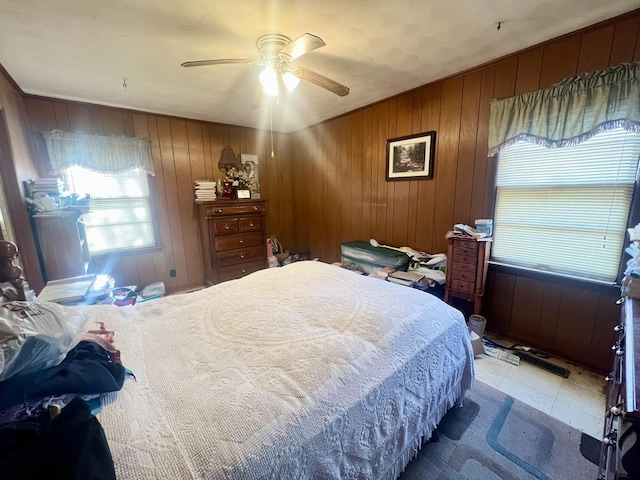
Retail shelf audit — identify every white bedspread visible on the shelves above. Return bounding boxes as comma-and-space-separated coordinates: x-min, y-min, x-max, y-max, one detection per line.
86, 261, 474, 479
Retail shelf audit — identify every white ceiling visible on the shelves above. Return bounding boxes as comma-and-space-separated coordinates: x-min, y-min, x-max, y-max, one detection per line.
1, 1, 639, 133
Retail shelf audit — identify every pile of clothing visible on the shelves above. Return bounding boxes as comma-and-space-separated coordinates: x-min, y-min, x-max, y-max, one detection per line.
0, 301, 129, 479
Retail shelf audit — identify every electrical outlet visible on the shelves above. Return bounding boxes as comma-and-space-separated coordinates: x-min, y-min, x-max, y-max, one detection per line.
169, 269, 176, 278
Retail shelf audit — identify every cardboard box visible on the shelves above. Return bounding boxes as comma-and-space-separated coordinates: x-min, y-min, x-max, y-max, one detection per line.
470, 330, 484, 356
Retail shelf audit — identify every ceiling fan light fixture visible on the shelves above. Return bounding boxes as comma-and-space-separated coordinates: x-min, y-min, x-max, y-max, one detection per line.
182, 33, 349, 101
283, 71, 300, 93
259, 65, 279, 97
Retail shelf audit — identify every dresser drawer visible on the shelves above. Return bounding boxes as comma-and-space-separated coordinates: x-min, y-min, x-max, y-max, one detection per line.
216, 245, 264, 267
205, 203, 266, 217
600, 414, 620, 480
449, 279, 475, 293
451, 261, 477, 273
451, 269, 476, 283
217, 259, 265, 282
453, 245, 478, 256
452, 253, 479, 264
240, 216, 263, 232
212, 218, 239, 235
215, 231, 263, 251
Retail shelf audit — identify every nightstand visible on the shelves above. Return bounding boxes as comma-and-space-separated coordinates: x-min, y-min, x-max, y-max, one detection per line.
444, 236, 491, 314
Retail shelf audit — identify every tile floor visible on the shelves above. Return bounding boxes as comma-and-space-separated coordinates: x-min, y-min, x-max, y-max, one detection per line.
474, 332, 607, 440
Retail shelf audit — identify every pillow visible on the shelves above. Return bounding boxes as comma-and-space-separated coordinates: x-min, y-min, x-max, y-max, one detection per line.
0, 301, 88, 382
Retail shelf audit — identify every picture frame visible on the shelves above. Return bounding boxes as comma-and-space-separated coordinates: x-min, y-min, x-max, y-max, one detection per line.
386, 131, 436, 181
236, 189, 251, 199
240, 154, 260, 194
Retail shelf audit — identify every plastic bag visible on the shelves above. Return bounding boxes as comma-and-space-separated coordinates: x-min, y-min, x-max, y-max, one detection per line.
0, 301, 88, 382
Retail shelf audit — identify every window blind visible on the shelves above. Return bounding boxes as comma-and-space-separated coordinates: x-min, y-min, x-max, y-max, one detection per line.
493, 127, 640, 283
64, 167, 156, 254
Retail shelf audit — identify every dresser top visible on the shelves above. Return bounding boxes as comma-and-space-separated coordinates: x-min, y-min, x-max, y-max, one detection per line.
447, 235, 493, 243
196, 199, 266, 206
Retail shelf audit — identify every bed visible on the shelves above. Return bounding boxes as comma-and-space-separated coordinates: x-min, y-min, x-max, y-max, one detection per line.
82, 260, 474, 479
1, 245, 474, 479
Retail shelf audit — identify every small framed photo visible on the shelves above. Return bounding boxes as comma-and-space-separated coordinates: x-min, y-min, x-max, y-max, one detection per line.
236, 189, 251, 199
386, 131, 436, 181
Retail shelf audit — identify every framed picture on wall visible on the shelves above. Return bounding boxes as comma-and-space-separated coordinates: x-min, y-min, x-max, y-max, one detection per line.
386, 131, 436, 181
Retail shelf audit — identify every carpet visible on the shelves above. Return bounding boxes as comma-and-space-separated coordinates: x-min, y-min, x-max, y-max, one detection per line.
399, 380, 601, 480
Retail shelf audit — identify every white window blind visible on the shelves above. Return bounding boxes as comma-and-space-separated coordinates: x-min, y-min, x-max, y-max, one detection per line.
63, 167, 156, 254
493, 127, 640, 283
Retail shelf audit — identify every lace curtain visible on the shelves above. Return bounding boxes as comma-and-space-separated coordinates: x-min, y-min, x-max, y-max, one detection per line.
488, 62, 640, 156
42, 130, 155, 176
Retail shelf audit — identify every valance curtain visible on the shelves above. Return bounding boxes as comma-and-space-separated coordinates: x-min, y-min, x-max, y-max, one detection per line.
42, 130, 155, 176
488, 62, 640, 156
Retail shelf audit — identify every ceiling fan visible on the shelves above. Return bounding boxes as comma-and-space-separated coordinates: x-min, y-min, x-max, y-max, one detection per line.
181, 33, 350, 99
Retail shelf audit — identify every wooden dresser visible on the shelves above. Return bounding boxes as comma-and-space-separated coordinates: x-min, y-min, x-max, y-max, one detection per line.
196, 199, 268, 285
32, 213, 89, 282
444, 236, 491, 314
598, 297, 640, 480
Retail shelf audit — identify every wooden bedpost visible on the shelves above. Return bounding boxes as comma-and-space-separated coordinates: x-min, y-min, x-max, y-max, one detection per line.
0, 240, 27, 301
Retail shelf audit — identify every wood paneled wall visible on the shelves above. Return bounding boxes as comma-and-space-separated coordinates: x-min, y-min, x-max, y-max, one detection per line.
0, 68, 44, 291
3, 9, 639, 372
288, 10, 640, 373
24, 99, 293, 293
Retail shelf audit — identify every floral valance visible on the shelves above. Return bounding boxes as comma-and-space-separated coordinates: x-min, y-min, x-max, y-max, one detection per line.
488, 62, 640, 156
42, 130, 155, 176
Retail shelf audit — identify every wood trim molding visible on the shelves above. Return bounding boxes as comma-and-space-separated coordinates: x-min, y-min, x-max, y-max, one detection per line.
488, 262, 621, 295
0, 62, 25, 96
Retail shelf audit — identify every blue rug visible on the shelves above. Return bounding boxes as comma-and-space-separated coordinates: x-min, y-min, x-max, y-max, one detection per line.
399, 380, 600, 479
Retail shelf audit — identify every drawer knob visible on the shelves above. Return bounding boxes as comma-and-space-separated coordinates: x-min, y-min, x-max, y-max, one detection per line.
613, 324, 624, 333
605, 372, 615, 382
616, 297, 625, 305
249, 222, 254, 227
253, 206, 258, 211
607, 405, 623, 416
239, 238, 244, 244
616, 348, 624, 356
224, 224, 230, 230
216, 208, 223, 213
242, 267, 246, 273
240, 252, 245, 259
602, 432, 617, 447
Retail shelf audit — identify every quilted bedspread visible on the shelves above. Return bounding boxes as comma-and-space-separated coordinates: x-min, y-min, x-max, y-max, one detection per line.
86, 261, 474, 479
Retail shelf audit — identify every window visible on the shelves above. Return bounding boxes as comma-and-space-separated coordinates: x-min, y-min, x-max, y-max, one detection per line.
492, 127, 640, 283
63, 167, 157, 255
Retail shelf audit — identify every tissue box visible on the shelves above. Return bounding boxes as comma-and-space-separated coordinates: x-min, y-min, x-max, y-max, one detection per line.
470, 330, 484, 356
475, 219, 493, 237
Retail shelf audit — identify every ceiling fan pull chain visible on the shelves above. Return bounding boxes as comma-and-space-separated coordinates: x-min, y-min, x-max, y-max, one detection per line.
269, 97, 275, 158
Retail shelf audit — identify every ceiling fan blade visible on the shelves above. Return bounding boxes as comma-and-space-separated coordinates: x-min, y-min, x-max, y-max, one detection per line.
181, 58, 260, 68
280, 33, 325, 61
291, 67, 350, 96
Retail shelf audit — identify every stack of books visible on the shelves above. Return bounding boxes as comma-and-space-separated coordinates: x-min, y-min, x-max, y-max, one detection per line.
32, 178, 64, 196
387, 270, 426, 287
194, 180, 217, 202
36, 274, 97, 303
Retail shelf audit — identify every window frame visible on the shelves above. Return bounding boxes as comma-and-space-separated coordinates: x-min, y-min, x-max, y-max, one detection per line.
488, 134, 640, 287
62, 168, 162, 259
